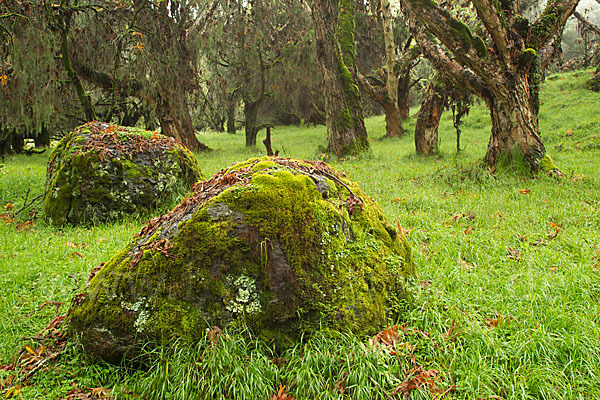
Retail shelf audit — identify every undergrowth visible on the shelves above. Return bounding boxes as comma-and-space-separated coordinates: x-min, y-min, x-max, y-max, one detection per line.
0, 70, 599, 399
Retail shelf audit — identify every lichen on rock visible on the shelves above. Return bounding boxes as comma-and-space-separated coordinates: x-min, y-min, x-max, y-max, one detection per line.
70, 156, 417, 363
43, 122, 204, 225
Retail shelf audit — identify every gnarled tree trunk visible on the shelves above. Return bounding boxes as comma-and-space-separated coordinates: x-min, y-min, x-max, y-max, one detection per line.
312, 0, 369, 156
484, 76, 546, 167
415, 78, 445, 155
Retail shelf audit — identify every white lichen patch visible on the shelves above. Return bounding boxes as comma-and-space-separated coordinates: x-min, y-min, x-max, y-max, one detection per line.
225, 274, 262, 315
121, 297, 150, 333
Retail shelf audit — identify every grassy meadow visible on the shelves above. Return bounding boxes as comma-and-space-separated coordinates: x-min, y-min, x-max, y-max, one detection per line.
0, 70, 599, 399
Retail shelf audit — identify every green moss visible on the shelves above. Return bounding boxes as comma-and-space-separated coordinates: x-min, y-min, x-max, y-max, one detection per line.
337, 0, 357, 67
43, 122, 203, 225
71, 157, 416, 361
538, 153, 558, 173
473, 36, 487, 58
449, 19, 473, 51
251, 160, 275, 171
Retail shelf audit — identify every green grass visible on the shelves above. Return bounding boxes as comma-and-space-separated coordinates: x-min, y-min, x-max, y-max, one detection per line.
0, 70, 599, 399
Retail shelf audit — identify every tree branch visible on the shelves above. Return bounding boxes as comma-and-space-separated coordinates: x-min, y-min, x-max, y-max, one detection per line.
573, 11, 600, 36
412, 29, 489, 99
531, 0, 580, 49
471, 0, 511, 65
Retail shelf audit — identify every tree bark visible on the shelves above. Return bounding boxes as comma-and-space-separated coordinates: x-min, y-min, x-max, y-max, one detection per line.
244, 100, 261, 147
357, 72, 403, 137
484, 77, 546, 168
156, 95, 209, 151
311, 0, 370, 156
60, 8, 96, 122
397, 71, 411, 120
227, 99, 236, 134
415, 78, 444, 155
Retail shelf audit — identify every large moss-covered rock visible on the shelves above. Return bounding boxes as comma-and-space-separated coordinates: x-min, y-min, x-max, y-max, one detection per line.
70, 157, 416, 363
43, 122, 203, 225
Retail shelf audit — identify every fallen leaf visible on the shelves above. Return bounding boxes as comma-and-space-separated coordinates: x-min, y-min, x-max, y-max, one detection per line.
484, 311, 512, 328
270, 385, 295, 400
565, 129, 573, 136
206, 325, 222, 347
496, 211, 504, 219
506, 248, 521, 261
458, 257, 476, 270
464, 227, 473, 234
519, 188, 531, 194
3, 203, 15, 210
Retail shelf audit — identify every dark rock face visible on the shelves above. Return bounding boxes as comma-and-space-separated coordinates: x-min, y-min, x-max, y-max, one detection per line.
70, 156, 416, 362
43, 122, 204, 225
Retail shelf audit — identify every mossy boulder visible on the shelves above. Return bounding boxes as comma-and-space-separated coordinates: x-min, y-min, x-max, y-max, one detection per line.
70, 156, 416, 363
43, 122, 204, 225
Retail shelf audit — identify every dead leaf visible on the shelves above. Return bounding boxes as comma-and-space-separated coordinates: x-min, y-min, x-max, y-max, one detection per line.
270, 385, 295, 400
496, 211, 503, 219
484, 311, 512, 328
506, 248, 521, 261
464, 227, 473, 234
3, 203, 15, 210
519, 188, 531, 194
392, 367, 449, 398
206, 325, 222, 347
458, 257, 476, 271
565, 129, 573, 136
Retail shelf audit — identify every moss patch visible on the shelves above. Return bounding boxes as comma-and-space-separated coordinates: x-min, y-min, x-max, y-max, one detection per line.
70, 156, 417, 363
43, 122, 204, 225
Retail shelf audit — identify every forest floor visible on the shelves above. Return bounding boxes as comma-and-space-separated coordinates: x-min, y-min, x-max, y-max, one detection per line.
0, 70, 599, 399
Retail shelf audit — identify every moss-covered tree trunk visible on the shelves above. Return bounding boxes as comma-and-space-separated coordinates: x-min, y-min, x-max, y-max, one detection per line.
311, 0, 369, 156
59, 5, 96, 122
415, 78, 445, 155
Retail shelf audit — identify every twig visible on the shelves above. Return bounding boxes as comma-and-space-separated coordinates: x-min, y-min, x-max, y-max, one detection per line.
16, 191, 47, 215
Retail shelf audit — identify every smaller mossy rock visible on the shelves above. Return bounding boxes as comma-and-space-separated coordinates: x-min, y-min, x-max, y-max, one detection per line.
70, 157, 416, 363
43, 122, 204, 225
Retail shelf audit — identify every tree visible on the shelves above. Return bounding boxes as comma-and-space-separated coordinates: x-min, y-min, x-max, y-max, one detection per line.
0, 1, 78, 155
311, 0, 370, 156
400, 0, 580, 172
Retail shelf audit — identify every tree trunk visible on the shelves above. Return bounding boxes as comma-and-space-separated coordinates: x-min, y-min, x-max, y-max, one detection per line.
156, 95, 209, 151
244, 100, 260, 147
227, 100, 236, 134
0, 127, 11, 157
484, 78, 547, 171
60, 12, 96, 122
415, 79, 445, 155
398, 72, 411, 120
312, 0, 369, 156
34, 124, 50, 148
357, 72, 403, 137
